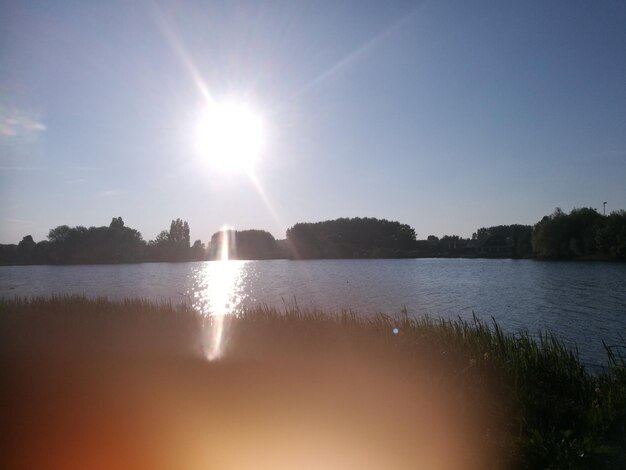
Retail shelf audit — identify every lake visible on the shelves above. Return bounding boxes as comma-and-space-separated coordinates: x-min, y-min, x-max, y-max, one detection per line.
1, 258, 625, 367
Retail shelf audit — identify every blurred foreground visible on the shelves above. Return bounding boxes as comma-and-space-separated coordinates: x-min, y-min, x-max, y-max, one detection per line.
1, 297, 625, 469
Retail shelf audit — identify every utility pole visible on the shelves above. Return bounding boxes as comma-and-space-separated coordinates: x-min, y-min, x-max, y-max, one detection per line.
603, 201, 607, 216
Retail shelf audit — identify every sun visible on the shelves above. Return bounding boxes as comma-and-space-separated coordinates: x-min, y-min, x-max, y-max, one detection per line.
195, 101, 264, 172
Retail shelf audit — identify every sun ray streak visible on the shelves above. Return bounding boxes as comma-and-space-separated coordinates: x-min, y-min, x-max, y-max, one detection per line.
245, 169, 284, 233
148, 0, 214, 105
271, 6, 422, 113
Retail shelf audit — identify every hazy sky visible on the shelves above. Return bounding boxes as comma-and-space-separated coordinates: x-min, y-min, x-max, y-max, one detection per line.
1, 0, 625, 244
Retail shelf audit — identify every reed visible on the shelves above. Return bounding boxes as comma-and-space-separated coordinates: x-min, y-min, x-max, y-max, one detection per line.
1, 296, 624, 468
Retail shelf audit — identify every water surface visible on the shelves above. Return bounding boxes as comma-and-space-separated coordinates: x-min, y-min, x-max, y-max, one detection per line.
1, 258, 625, 367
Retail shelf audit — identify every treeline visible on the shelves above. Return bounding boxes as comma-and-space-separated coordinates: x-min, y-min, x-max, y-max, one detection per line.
415, 224, 534, 259
531, 208, 626, 259
1, 208, 625, 265
414, 208, 625, 260
0, 217, 207, 265
286, 217, 417, 259
207, 229, 283, 260
279, 209, 625, 260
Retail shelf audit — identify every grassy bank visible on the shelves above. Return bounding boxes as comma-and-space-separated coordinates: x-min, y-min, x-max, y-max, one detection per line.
1, 296, 625, 469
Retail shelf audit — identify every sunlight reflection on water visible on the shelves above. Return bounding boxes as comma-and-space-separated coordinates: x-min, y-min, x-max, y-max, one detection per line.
191, 260, 247, 360
189, 227, 247, 360
191, 260, 247, 317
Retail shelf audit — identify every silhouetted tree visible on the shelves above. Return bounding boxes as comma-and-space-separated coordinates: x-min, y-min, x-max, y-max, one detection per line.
155, 230, 169, 244
17, 235, 36, 263
2, 209, 626, 265
208, 229, 279, 260
472, 225, 532, 258
532, 207, 604, 259
169, 219, 190, 247
169, 219, 190, 260
147, 230, 170, 261
110, 217, 125, 229
0, 244, 18, 264
146, 219, 192, 261
48, 225, 72, 244
37, 220, 145, 264
190, 240, 206, 261
286, 217, 417, 259
595, 210, 626, 260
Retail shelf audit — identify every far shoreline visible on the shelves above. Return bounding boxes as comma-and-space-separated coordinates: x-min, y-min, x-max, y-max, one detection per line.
1, 254, 623, 268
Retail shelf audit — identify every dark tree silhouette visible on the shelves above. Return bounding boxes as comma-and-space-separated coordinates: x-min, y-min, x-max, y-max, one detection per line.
595, 210, 626, 260
1, 210, 625, 265
34, 219, 146, 264
208, 229, 279, 260
169, 219, 191, 260
110, 217, 125, 229
190, 240, 207, 261
286, 217, 417, 259
17, 235, 36, 263
472, 224, 533, 258
532, 208, 604, 259
146, 219, 192, 261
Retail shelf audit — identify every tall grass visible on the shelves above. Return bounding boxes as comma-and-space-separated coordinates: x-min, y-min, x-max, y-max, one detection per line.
1, 296, 624, 468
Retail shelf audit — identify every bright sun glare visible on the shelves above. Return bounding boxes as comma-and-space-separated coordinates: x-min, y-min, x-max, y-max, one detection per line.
195, 102, 264, 171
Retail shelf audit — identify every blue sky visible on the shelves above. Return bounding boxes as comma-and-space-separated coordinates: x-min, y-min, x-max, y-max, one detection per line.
1, 0, 625, 244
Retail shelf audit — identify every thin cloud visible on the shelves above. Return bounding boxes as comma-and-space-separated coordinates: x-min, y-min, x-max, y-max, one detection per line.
0, 166, 46, 171
96, 189, 123, 198
68, 165, 102, 171
0, 106, 46, 139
